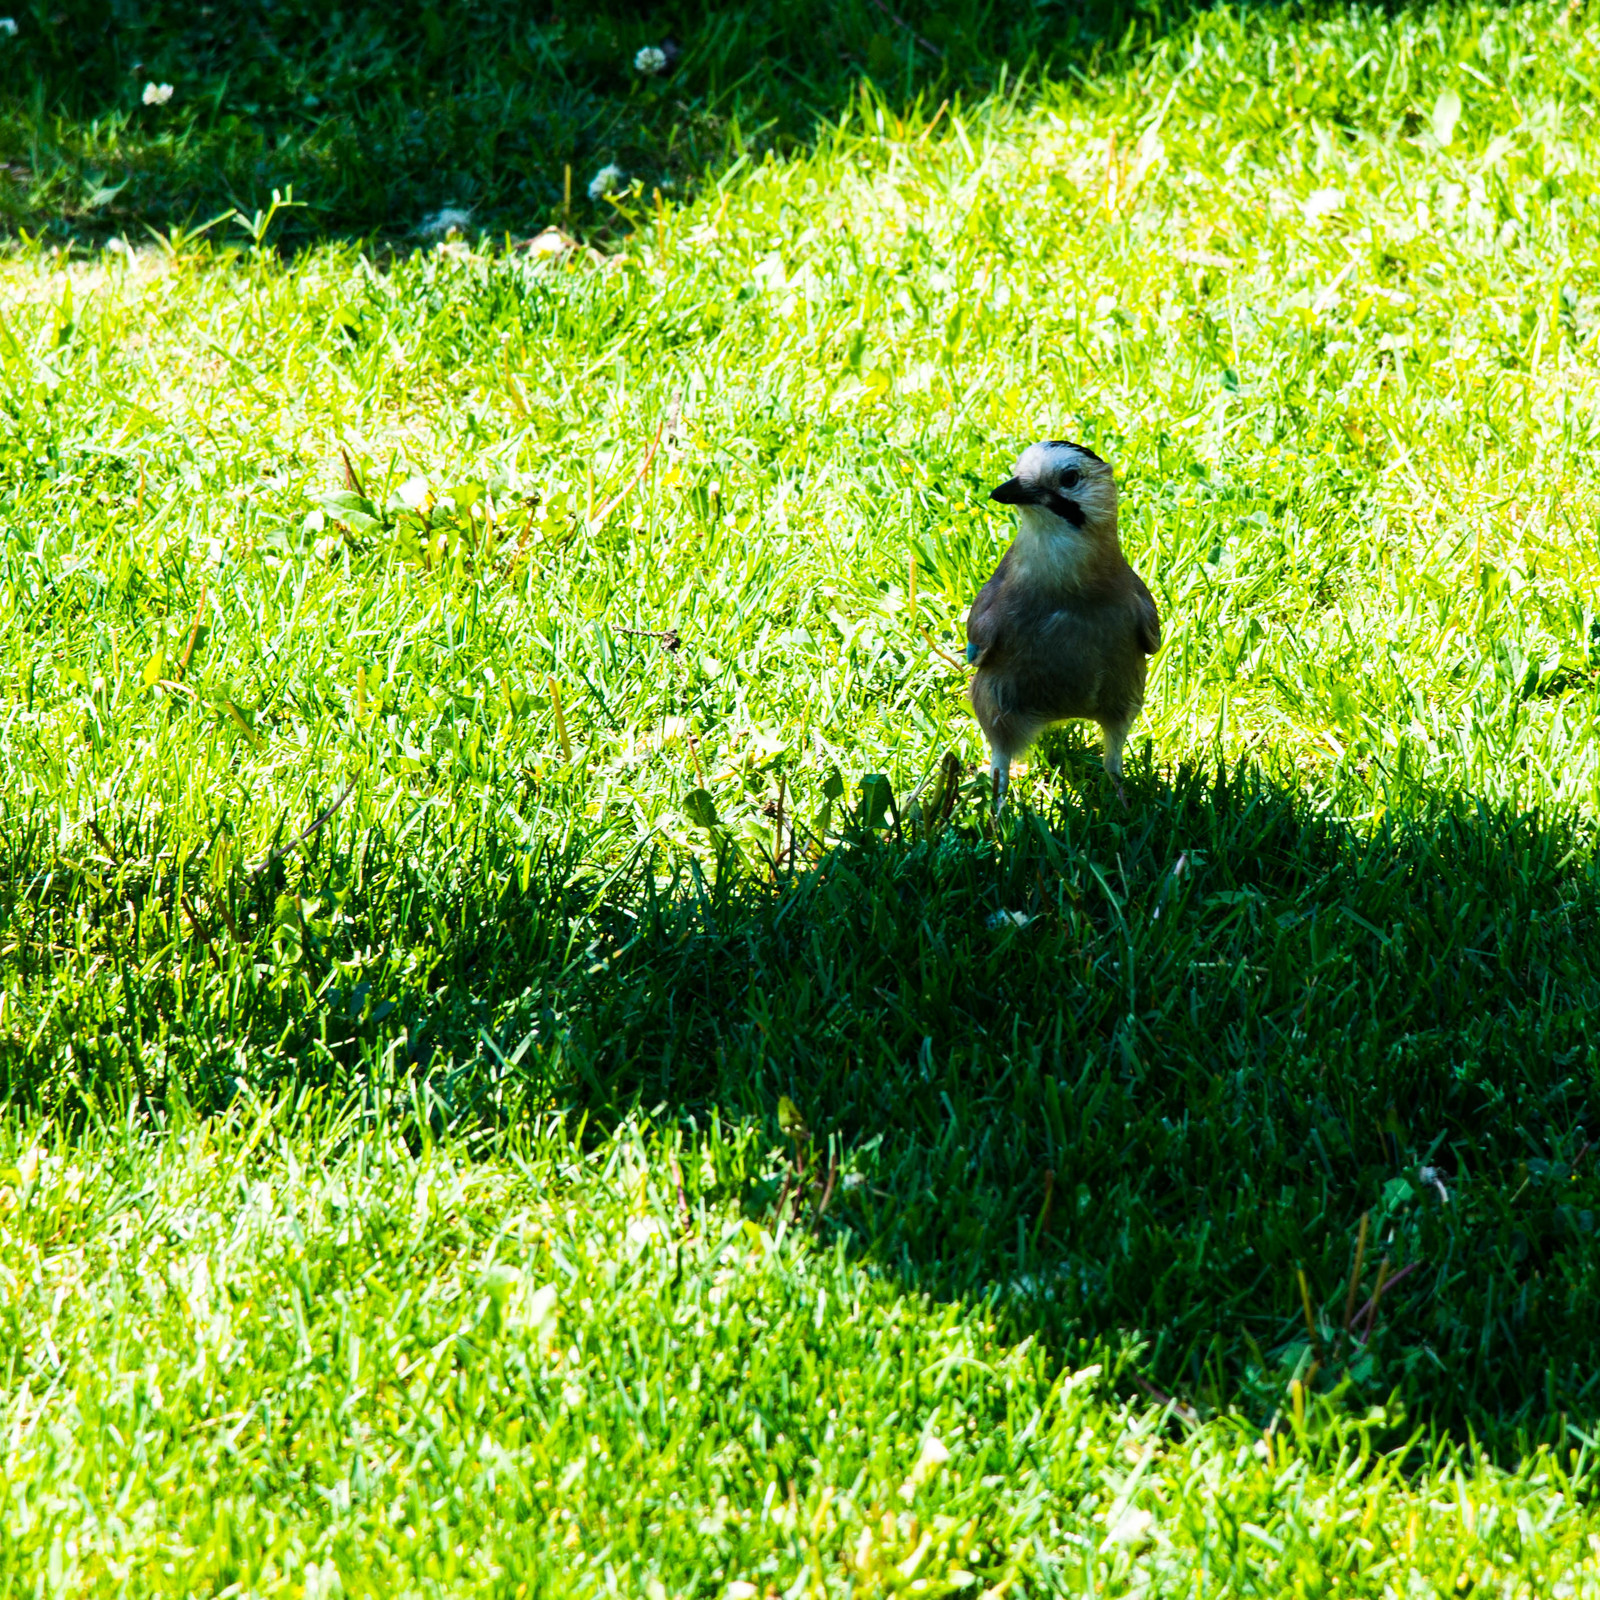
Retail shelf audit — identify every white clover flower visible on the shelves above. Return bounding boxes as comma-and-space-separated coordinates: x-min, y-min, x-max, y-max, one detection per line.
395, 476, 432, 512
1105, 1508, 1155, 1547
522, 226, 576, 261
418, 206, 472, 239
987, 909, 1035, 930
588, 163, 626, 201
0, 19, 19, 38
142, 82, 174, 106
633, 45, 667, 75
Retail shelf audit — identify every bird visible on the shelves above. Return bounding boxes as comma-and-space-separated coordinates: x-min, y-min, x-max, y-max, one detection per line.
966, 439, 1160, 808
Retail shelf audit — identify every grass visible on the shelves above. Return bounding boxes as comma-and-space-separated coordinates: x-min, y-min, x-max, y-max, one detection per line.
1, 0, 1066, 245
5, 0, 1600, 1591
5, 1100, 1600, 1596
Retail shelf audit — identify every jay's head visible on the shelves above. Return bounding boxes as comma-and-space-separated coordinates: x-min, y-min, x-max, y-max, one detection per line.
989, 440, 1117, 542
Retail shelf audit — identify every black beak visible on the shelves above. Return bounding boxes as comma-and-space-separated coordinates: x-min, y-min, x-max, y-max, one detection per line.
989, 477, 1033, 506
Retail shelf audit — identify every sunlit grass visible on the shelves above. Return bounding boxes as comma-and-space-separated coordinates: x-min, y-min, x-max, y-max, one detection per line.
4, 0, 1600, 1592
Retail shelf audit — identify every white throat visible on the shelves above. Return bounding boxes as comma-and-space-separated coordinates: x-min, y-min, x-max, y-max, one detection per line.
1012, 505, 1100, 591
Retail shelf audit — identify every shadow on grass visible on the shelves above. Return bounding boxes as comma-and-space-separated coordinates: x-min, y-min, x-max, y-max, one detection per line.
3, 747, 1598, 1456
5, 0, 1347, 245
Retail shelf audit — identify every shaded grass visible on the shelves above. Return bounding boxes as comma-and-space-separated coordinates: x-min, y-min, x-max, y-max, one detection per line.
7, 754, 1597, 1450
2, 0, 1087, 243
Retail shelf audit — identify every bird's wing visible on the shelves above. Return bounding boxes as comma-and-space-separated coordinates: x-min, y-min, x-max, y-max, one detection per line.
1131, 572, 1161, 656
966, 551, 1013, 663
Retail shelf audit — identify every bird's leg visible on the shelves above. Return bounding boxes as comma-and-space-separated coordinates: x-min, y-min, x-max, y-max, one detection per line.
1101, 724, 1129, 809
988, 745, 1010, 812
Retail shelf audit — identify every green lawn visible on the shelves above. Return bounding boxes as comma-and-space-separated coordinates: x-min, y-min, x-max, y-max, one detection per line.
4, 0, 1600, 1593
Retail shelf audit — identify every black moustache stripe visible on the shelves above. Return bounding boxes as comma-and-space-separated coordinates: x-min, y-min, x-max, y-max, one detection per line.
1045, 492, 1086, 527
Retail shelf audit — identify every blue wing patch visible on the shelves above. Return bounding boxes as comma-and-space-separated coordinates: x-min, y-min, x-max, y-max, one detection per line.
966, 640, 979, 664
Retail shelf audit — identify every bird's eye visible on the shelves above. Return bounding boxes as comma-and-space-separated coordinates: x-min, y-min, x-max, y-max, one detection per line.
1061, 469, 1081, 489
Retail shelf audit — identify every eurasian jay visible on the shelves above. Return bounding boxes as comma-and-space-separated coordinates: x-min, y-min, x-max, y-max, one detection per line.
967, 439, 1160, 806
